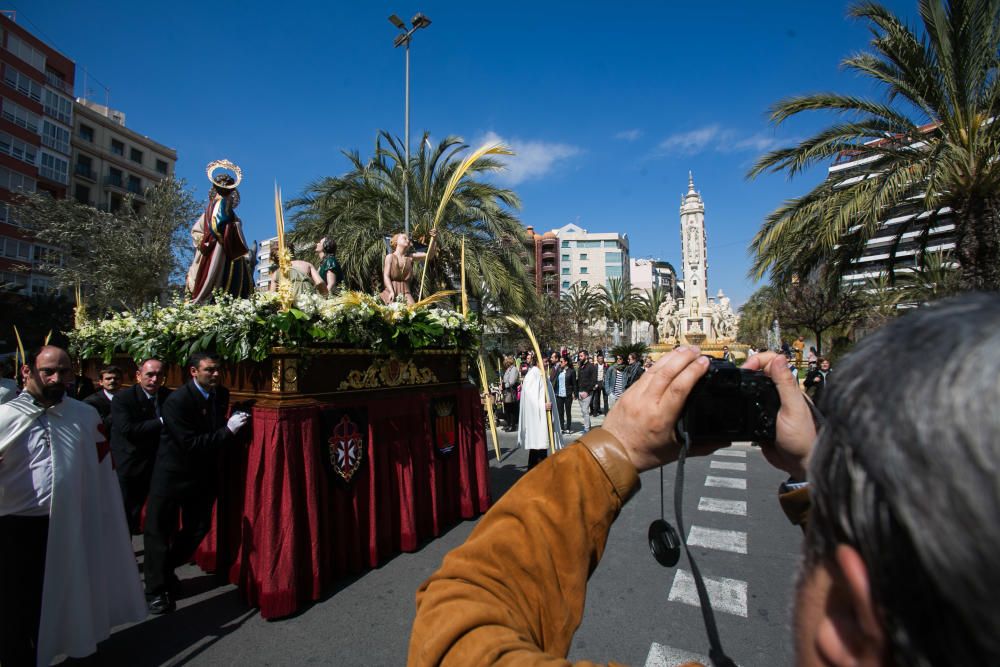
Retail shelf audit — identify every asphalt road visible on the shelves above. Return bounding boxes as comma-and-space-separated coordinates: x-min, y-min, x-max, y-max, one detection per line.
72, 402, 803, 667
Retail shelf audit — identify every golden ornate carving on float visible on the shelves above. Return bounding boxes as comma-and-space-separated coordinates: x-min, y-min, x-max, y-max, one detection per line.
271, 357, 299, 393
338, 357, 438, 391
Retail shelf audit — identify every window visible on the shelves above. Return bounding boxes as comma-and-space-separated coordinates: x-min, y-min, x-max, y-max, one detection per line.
4, 32, 46, 72
561, 267, 570, 275
1, 236, 31, 260
44, 69, 72, 95
74, 184, 90, 205
604, 240, 619, 248
1, 98, 40, 132
561, 240, 570, 248
107, 166, 123, 187
606, 265, 623, 278
39, 152, 68, 184
127, 175, 142, 194
41, 120, 70, 154
79, 124, 94, 142
561, 281, 570, 289
2, 65, 42, 102
561, 253, 569, 261
42, 89, 72, 125
0, 165, 36, 193
579, 253, 588, 260
0, 131, 37, 164
578, 240, 602, 248
605, 251, 622, 263
581, 280, 589, 287
30, 275, 52, 295
111, 139, 124, 156
75, 154, 94, 179
130, 147, 143, 164
580, 267, 588, 274
155, 159, 168, 175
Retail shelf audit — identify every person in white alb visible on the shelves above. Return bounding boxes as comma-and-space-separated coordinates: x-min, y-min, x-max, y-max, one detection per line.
0, 346, 146, 667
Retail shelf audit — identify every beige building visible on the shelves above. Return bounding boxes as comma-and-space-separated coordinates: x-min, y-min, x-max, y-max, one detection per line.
553, 223, 629, 291
630, 258, 680, 295
70, 99, 176, 214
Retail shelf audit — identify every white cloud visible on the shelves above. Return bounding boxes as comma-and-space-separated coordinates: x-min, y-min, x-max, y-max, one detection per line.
480, 131, 582, 185
656, 125, 785, 156
615, 128, 643, 141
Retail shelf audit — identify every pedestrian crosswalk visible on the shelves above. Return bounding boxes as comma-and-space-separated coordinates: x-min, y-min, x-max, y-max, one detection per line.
668, 443, 752, 614
649, 443, 754, 665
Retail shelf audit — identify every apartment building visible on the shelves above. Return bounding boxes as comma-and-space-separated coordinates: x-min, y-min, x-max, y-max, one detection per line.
630, 258, 680, 296
0, 12, 74, 294
552, 223, 629, 291
71, 98, 176, 214
523, 226, 560, 298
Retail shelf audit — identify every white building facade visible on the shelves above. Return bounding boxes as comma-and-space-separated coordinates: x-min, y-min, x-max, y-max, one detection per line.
553, 223, 629, 291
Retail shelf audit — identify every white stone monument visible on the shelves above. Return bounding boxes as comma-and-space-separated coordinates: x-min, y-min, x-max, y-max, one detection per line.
656, 173, 739, 345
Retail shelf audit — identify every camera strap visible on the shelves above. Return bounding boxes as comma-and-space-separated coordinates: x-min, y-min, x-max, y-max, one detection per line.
656, 424, 737, 667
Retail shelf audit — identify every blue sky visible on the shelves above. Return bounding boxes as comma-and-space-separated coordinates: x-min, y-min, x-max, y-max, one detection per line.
23, 0, 919, 306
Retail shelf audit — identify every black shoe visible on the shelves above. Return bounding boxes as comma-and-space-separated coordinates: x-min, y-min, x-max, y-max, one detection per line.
148, 593, 175, 615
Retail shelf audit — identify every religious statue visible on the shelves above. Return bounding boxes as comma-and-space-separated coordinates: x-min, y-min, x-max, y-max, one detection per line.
656, 293, 678, 341
316, 237, 344, 294
380, 230, 436, 305
689, 296, 699, 317
186, 160, 254, 303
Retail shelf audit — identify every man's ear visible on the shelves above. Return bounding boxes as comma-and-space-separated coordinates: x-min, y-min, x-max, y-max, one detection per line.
816, 545, 886, 666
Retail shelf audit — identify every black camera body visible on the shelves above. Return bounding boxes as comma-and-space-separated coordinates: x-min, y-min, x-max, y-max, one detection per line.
682, 358, 780, 443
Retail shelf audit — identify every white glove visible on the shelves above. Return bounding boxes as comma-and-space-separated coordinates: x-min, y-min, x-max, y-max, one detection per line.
226, 411, 249, 434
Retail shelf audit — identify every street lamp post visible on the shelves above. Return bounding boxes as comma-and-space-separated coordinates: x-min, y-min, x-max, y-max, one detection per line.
388, 12, 431, 237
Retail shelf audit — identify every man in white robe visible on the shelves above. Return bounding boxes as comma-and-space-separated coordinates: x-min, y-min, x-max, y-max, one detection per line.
0, 346, 146, 667
518, 363, 563, 469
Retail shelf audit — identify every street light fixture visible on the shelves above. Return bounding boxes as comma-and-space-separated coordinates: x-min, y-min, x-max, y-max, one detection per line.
388, 12, 432, 236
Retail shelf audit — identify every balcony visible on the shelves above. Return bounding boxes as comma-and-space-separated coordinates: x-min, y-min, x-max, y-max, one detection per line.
75, 164, 96, 181
105, 174, 124, 189
541, 250, 556, 260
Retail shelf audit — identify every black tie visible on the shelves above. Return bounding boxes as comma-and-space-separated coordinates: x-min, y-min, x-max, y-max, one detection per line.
150, 395, 160, 419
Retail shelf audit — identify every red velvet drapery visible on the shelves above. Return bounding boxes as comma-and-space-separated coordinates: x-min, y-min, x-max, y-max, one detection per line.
194, 384, 490, 619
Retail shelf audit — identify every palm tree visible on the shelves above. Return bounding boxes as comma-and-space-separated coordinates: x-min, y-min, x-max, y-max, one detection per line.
748, 0, 1000, 291
288, 132, 535, 313
560, 282, 600, 348
636, 285, 669, 344
597, 277, 642, 343
895, 249, 962, 302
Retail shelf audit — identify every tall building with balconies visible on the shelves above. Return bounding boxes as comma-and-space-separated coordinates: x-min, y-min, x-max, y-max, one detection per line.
523, 226, 560, 298
70, 99, 176, 215
0, 12, 75, 294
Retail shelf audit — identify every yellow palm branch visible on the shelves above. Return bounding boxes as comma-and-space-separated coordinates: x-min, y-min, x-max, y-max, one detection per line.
417, 142, 514, 299
410, 289, 458, 311
505, 315, 555, 453
476, 355, 501, 461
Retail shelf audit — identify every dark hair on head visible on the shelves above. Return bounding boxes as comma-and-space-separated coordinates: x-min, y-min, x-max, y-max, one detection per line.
561, 354, 571, 362
186, 352, 221, 372
100, 365, 123, 377
578, 349, 588, 356
805, 293, 1000, 665
138, 357, 164, 370
322, 238, 337, 255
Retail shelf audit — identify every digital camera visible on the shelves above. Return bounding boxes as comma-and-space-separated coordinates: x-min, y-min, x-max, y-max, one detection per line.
682, 358, 780, 443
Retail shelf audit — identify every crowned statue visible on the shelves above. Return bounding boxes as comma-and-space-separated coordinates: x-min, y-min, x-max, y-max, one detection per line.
186, 160, 254, 304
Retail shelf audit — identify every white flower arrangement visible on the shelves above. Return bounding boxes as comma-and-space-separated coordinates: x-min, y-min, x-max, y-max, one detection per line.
69, 289, 480, 364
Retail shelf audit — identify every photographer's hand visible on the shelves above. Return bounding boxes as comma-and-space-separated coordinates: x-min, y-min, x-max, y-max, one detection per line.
602, 346, 723, 472
742, 352, 815, 480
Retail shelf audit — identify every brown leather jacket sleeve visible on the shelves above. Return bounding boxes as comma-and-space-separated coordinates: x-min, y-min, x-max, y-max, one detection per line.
408, 428, 639, 667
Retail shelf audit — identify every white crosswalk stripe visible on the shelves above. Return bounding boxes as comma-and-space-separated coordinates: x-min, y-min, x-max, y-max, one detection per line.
710, 460, 747, 471
698, 497, 747, 516
667, 568, 748, 617
714, 449, 747, 458
704, 475, 746, 490
687, 526, 747, 554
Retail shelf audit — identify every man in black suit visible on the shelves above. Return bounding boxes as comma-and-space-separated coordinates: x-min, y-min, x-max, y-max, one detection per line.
143, 352, 248, 614
83, 365, 122, 434
111, 359, 170, 535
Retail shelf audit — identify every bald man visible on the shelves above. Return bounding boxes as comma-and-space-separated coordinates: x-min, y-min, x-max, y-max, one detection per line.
0, 346, 145, 667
